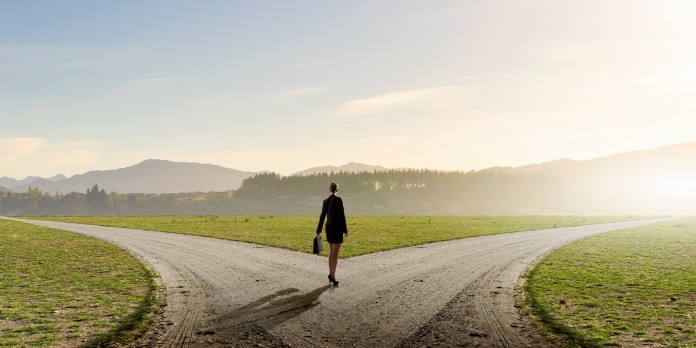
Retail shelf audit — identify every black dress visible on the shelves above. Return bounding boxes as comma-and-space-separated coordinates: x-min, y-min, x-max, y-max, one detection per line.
316, 194, 348, 244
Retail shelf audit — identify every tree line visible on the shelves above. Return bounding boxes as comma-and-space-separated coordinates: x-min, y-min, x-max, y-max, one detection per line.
0, 184, 240, 216
0, 170, 569, 215
236, 169, 566, 214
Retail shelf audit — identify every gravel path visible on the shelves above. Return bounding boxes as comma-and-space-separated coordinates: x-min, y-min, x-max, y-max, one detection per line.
6, 217, 669, 347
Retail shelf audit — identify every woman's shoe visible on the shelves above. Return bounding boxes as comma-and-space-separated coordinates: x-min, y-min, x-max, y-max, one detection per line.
328, 275, 339, 286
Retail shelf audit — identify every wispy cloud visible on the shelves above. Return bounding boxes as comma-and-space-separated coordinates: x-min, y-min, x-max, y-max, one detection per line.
0, 137, 46, 162
0, 138, 105, 178
268, 87, 330, 102
331, 87, 465, 117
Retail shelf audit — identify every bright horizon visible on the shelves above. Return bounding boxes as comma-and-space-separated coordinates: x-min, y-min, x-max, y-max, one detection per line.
0, 142, 692, 180
2, 1, 696, 179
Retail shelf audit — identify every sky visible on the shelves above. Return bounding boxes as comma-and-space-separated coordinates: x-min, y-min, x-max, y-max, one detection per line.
1, 1, 696, 179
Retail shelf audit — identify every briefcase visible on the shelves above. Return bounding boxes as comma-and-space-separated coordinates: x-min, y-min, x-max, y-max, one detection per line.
313, 233, 323, 254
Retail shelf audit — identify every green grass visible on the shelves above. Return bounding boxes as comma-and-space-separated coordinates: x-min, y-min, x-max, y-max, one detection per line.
0, 219, 158, 347
524, 218, 696, 347
26, 215, 648, 258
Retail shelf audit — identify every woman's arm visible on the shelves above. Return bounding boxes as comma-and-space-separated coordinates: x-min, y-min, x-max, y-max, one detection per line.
339, 198, 348, 234
316, 200, 327, 233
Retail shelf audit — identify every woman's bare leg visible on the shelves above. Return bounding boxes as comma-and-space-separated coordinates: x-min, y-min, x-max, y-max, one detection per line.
329, 243, 341, 279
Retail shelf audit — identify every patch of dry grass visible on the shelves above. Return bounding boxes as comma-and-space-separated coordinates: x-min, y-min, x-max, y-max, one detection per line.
525, 218, 696, 347
0, 219, 157, 347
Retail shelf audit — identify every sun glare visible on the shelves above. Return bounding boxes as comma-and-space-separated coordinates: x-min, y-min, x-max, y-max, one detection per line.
631, 167, 696, 214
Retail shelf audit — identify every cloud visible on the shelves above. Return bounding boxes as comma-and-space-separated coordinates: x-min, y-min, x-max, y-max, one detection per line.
0, 137, 46, 162
331, 87, 464, 117
269, 87, 330, 101
0, 138, 104, 178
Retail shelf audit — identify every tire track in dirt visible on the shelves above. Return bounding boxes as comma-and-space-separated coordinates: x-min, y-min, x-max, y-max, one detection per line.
4, 217, 671, 347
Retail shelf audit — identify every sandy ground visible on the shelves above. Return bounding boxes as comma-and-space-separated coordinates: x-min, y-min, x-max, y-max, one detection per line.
7, 217, 669, 347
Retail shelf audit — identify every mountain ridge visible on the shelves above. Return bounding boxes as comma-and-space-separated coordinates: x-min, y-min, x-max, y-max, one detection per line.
483, 141, 696, 178
0, 174, 66, 189
3, 141, 695, 195
11, 159, 259, 194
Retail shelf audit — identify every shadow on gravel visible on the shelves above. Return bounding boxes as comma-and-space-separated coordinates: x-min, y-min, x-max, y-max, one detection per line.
201, 286, 328, 347
234, 286, 328, 327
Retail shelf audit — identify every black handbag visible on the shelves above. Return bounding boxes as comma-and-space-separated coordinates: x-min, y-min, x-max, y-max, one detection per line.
313, 233, 323, 254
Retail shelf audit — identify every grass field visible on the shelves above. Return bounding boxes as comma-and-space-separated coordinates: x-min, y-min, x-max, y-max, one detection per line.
0, 219, 157, 347
7, 214, 674, 346
26, 215, 648, 257
524, 217, 696, 347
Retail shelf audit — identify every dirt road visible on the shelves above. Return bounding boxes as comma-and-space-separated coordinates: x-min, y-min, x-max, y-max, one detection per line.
8, 217, 668, 347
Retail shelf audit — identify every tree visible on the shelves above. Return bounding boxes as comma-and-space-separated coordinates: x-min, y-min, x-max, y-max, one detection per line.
86, 183, 112, 214
63, 192, 85, 214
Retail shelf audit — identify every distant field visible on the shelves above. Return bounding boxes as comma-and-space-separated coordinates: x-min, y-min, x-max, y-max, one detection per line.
26, 215, 649, 257
524, 217, 696, 347
0, 219, 156, 347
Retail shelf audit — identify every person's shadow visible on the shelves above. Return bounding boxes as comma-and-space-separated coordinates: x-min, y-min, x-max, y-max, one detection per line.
199, 286, 328, 346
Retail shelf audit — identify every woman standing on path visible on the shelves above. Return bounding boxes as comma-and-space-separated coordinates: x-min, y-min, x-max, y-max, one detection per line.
316, 182, 348, 286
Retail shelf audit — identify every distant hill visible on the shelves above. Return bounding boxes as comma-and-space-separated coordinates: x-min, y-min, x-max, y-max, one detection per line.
0, 186, 9, 193
47, 174, 68, 182
1, 175, 44, 189
294, 162, 388, 176
13, 159, 259, 194
1, 174, 67, 191
484, 141, 696, 181
484, 141, 693, 172
482, 141, 696, 214
4, 142, 695, 214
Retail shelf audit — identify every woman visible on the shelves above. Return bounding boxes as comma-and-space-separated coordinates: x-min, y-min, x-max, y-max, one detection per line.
316, 182, 348, 286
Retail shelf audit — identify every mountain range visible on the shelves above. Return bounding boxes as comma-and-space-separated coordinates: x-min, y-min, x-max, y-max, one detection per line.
0, 174, 67, 191
2, 141, 695, 196
484, 141, 696, 195
5, 160, 256, 194
484, 141, 696, 214
2, 160, 389, 194
483, 141, 696, 178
